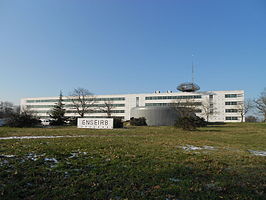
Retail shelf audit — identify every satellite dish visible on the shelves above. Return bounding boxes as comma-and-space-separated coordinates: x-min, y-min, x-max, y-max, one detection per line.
177, 82, 200, 92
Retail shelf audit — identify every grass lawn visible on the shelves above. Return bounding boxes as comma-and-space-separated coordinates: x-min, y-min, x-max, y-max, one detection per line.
0, 123, 266, 199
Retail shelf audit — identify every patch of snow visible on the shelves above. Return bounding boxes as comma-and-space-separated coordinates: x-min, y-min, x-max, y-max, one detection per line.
3, 160, 9, 164
68, 151, 87, 158
181, 145, 203, 151
203, 146, 215, 150
69, 153, 78, 158
0, 154, 16, 158
0, 135, 139, 140
26, 153, 45, 161
179, 145, 216, 151
169, 178, 181, 182
27, 154, 38, 161
248, 150, 266, 157
44, 158, 59, 163
0, 135, 87, 140
0, 160, 9, 166
205, 183, 216, 189
26, 182, 33, 187
205, 182, 223, 191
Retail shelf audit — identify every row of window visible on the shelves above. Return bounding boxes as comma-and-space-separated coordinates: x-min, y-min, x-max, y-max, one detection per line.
145, 103, 173, 107
66, 110, 125, 114
145, 95, 202, 100
26, 97, 125, 103
225, 94, 242, 98
32, 110, 125, 114
27, 100, 58, 103
37, 116, 125, 119
26, 94, 242, 103
225, 101, 238, 105
225, 117, 238, 120
27, 104, 125, 108
145, 102, 202, 107
225, 109, 239, 113
83, 116, 125, 119
28, 102, 241, 108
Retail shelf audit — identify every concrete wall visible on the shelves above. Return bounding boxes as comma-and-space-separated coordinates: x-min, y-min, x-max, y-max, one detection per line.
131, 106, 179, 126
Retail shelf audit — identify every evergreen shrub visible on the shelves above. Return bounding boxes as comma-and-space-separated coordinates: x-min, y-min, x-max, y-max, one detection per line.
130, 117, 147, 126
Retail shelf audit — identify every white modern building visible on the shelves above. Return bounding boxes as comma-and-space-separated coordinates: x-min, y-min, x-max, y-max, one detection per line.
20, 89, 245, 122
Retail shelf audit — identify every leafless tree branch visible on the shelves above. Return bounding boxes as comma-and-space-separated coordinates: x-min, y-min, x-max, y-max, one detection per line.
68, 88, 95, 117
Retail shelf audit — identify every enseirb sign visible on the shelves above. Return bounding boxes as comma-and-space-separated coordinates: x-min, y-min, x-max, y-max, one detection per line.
77, 118, 113, 129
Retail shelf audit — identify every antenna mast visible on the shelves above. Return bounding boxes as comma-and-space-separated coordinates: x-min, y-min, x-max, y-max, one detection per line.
176, 53, 200, 92
192, 54, 194, 83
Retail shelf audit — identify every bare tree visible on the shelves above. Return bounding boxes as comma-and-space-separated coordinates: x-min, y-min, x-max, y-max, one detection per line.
0, 101, 14, 118
237, 99, 253, 122
99, 100, 114, 118
172, 98, 200, 118
254, 89, 266, 122
200, 101, 218, 122
68, 88, 95, 118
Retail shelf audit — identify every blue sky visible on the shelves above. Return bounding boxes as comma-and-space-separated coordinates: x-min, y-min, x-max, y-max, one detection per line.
0, 0, 265, 104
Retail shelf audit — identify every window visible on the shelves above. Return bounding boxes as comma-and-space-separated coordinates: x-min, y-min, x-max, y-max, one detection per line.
225, 102, 238, 105
26, 99, 58, 103
27, 105, 55, 108
225, 94, 237, 98
31, 110, 49, 113
226, 116, 238, 120
94, 97, 125, 101
209, 95, 213, 99
225, 109, 238, 113
136, 97, 139, 107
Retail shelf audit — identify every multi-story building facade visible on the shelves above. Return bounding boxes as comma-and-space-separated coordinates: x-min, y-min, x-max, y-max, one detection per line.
20, 90, 245, 122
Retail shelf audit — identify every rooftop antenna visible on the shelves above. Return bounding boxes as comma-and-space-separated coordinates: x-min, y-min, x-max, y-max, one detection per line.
192, 54, 194, 83
176, 53, 200, 92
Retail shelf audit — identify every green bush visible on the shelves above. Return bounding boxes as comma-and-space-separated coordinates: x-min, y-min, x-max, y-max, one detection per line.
67, 117, 78, 126
6, 111, 41, 127
194, 116, 208, 127
113, 117, 123, 128
245, 115, 258, 122
175, 116, 207, 131
130, 117, 147, 126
